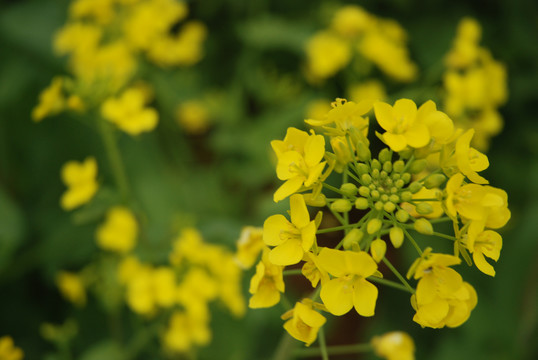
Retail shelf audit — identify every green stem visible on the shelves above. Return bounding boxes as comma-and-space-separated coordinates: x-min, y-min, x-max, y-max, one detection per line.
98, 118, 130, 203
283, 269, 303, 276
295, 343, 372, 357
402, 228, 424, 256
431, 231, 457, 241
382, 257, 415, 294
322, 183, 346, 196
367, 276, 414, 293
429, 217, 452, 224
318, 327, 330, 360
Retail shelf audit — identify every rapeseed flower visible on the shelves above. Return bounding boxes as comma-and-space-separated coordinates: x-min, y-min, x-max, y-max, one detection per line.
248, 248, 285, 308
96, 206, 138, 253
371, 331, 415, 360
281, 299, 326, 346
0, 336, 24, 360
60, 157, 98, 210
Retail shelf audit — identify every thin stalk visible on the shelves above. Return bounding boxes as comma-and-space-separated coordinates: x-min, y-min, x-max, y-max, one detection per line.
402, 228, 424, 256
382, 257, 415, 294
367, 276, 414, 294
318, 327, 330, 360
283, 269, 303, 276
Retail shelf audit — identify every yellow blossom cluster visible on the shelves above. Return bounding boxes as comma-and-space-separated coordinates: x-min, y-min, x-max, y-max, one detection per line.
242, 96, 510, 353
443, 18, 508, 150
59, 157, 98, 211
305, 5, 417, 83
32, 0, 207, 135
0, 336, 24, 360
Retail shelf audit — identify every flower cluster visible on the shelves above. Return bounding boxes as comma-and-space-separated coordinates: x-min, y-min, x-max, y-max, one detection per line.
305, 5, 417, 83
0, 336, 24, 360
443, 18, 508, 150
242, 97, 509, 357
32, 0, 207, 136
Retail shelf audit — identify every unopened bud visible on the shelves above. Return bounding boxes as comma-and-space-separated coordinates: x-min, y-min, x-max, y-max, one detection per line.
409, 159, 427, 174
367, 219, 383, 234
395, 209, 410, 223
358, 186, 370, 197
383, 202, 396, 213
370, 239, 387, 263
356, 141, 371, 162
393, 160, 405, 173
378, 148, 392, 163
389, 227, 404, 248
409, 182, 422, 194
383, 161, 393, 173
401, 173, 411, 183
343, 229, 364, 250
330, 199, 352, 213
371, 159, 381, 170
303, 193, 326, 207
356, 163, 369, 175
414, 218, 433, 235
355, 198, 369, 210
424, 174, 447, 189
400, 191, 413, 202
340, 183, 358, 196
361, 174, 372, 185
374, 201, 384, 211
416, 202, 434, 215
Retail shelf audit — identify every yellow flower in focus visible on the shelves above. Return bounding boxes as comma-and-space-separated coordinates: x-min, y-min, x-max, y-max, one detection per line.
56, 271, 87, 307
305, 31, 351, 81
263, 194, 319, 265
306, 98, 371, 136
271, 129, 327, 202
60, 157, 98, 210
248, 248, 285, 308
176, 100, 210, 135
162, 311, 210, 353
455, 129, 489, 184
371, 331, 415, 360
96, 206, 138, 253
101, 87, 158, 135
317, 248, 378, 317
466, 228, 502, 277
374, 99, 430, 152
0, 336, 24, 360
32, 77, 66, 122
281, 299, 326, 346
235, 226, 264, 269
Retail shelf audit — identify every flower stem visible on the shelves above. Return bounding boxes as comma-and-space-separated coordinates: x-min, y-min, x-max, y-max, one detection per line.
367, 276, 414, 293
283, 269, 303, 276
98, 118, 130, 203
318, 327, 330, 360
382, 257, 415, 294
402, 228, 424, 256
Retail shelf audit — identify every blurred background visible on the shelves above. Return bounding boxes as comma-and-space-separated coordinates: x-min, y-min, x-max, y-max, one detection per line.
0, 0, 537, 359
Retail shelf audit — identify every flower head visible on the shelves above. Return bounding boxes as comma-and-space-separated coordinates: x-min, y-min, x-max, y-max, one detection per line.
60, 157, 98, 210
281, 299, 326, 346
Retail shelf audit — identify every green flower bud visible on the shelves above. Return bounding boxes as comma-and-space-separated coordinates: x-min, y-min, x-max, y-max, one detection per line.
369, 184, 376, 190
370, 239, 387, 262
395, 209, 410, 223
385, 178, 393, 186
395, 179, 405, 188
409, 159, 427, 174
389, 194, 400, 203
383, 202, 396, 213
393, 160, 405, 173
389, 227, 404, 248
356, 141, 371, 162
414, 218, 433, 235
380, 170, 388, 179
370, 190, 380, 200
374, 201, 384, 211
340, 183, 358, 196
383, 161, 393, 173
303, 193, 327, 207
367, 218, 383, 234
424, 174, 447, 189
378, 148, 392, 163
409, 182, 422, 194
372, 169, 380, 178
330, 199, 352, 213
358, 186, 370, 197
381, 194, 389, 202
356, 163, 369, 175
343, 229, 364, 250
355, 197, 369, 210
401, 173, 411, 183
400, 191, 413, 202
361, 174, 372, 185
371, 159, 381, 170
399, 149, 413, 159
390, 187, 398, 194
416, 202, 434, 215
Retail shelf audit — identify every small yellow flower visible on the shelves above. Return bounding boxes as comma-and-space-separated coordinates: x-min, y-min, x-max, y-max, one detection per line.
374, 99, 430, 152
32, 77, 66, 122
248, 248, 285, 308
235, 226, 264, 269
263, 194, 318, 265
101, 87, 158, 135
162, 311, 210, 353
305, 31, 351, 81
176, 100, 210, 135
301, 251, 329, 288
96, 206, 138, 253
331, 5, 372, 38
348, 80, 387, 103
60, 157, 98, 211
0, 336, 24, 360
56, 271, 87, 307
466, 228, 502, 277
306, 98, 371, 135
281, 299, 326, 346
455, 128, 489, 184
317, 248, 378, 317
371, 331, 415, 360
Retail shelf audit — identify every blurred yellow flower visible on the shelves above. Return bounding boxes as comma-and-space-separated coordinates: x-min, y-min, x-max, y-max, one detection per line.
371, 331, 415, 360
56, 271, 87, 307
96, 206, 138, 253
60, 157, 98, 210
0, 336, 24, 360
176, 100, 211, 135
235, 226, 264, 269
32, 77, 66, 122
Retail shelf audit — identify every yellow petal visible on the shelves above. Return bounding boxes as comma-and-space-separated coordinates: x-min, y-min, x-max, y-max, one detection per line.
393, 99, 417, 120
383, 132, 407, 152
374, 101, 396, 132
263, 215, 290, 246
276, 151, 304, 180
404, 123, 430, 148
269, 239, 304, 266
304, 134, 325, 168
472, 251, 495, 277
274, 177, 304, 202
345, 251, 377, 277
317, 248, 347, 277
352, 278, 378, 317
320, 277, 354, 315
300, 221, 317, 253
290, 194, 309, 229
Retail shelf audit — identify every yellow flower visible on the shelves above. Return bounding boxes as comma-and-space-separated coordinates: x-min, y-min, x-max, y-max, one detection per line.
400, 188, 444, 219
374, 99, 430, 152
0, 336, 24, 360
445, 17, 482, 69
281, 299, 326, 346
125, 265, 156, 315
455, 128, 489, 184
152, 267, 177, 307
69, 0, 116, 25
371, 331, 415, 360
176, 100, 210, 135
32, 77, 66, 122
60, 157, 98, 210
162, 311, 210, 353
101, 87, 158, 135
317, 248, 378, 317
117, 255, 144, 285
56, 271, 87, 307
248, 248, 285, 308
306, 98, 371, 136
331, 5, 373, 38
263, 194, 318, 265
305, 31, 351, 81
466, 228, 502, 277
96, 206, 138, 253
235, 226, 264, 269
301, 251, 329, 288
169, 227, 205, 265
348, 80, 387, 103
271, 129, 327, 202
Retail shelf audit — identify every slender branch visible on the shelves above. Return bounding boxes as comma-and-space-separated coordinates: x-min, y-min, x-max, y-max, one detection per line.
382, 257, 415, 294
318, 327, 330, 360
283, 269, 303, 276
367, 276, 414, 294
